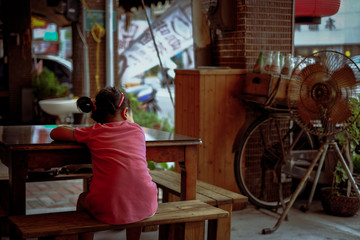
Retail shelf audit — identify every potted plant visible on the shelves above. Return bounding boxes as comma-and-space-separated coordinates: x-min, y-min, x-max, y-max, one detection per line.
320, 162, 360, 216
320, 96, 360, 216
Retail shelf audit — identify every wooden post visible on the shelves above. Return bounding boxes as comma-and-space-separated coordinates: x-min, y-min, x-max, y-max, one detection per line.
175, 69, 247, 193
191, 0, 213, 67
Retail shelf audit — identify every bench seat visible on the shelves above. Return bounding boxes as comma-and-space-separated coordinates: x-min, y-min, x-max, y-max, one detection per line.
150, 170, 247, 206
9, 200, 228, 240
149, 170, 247, 240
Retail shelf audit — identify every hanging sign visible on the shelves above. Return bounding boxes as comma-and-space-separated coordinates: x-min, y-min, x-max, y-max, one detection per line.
118, 0, 192, 81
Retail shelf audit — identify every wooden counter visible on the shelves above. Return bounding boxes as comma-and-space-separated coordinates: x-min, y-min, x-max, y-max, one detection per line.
174, 69, 247, 194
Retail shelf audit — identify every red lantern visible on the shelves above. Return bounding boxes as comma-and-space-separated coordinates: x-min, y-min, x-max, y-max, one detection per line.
295, 0, 341, 24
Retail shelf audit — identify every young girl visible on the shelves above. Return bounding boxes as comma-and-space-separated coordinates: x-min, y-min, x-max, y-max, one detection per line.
50, 87, 158, 240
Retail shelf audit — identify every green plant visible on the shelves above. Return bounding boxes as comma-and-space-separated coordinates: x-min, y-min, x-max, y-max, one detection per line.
337, 97, 360, 148
33, 67, 70, 99
147, 161, 174, 171
334, 95, 360, 196
353, 154, 360, 174
127, 91, 174, 171
331, 161, 348, 196
128, 93, 173, 132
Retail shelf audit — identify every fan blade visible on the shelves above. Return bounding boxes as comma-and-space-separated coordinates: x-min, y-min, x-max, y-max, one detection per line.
300, 64, 328, 96
298, 71, 331, 112
299, 85, 318, 112
300, 63, 327, 82
327, 99, 352, 124
297, 99, 319, 124
290, 64, 327, 105
303, 72, 327, 91
331, 64, 356, 88
288, 78, 301, 103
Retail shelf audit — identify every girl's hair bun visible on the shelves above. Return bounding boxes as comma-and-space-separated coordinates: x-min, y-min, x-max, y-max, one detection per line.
77, 96, 94, 113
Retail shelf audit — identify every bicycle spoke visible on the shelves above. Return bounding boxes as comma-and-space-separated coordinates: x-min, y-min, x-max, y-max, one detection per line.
234, 115, 314, 209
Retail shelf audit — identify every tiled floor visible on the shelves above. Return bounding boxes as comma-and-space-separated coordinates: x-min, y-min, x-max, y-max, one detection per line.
26, 179, 83, 214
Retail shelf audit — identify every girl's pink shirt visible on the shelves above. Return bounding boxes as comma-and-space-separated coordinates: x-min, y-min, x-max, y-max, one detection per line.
74, 121, 158, 224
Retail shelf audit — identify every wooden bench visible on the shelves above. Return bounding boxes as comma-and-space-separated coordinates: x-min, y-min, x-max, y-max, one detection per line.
150, 170, 248, 240
0, 171, 92, 238
8, 200, 228, 240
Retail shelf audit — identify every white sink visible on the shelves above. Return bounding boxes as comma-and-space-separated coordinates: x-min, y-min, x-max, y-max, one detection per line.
39, 98, 81, 124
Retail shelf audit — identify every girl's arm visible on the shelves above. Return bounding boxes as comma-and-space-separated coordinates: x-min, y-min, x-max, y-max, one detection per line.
50, 126, 76, 141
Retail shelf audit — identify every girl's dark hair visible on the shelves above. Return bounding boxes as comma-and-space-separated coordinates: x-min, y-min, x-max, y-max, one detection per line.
77, 87, 131, 124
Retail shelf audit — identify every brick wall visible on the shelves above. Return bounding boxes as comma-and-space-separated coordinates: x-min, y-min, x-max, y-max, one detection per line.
213, 0, 294, 71
72, 0, 119, 98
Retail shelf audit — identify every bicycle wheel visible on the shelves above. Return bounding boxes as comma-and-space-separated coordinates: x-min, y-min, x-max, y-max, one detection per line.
234, 114, 314, 209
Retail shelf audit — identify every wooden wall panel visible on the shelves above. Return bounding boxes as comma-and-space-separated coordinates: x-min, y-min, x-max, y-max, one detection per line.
175, 69, 247, 193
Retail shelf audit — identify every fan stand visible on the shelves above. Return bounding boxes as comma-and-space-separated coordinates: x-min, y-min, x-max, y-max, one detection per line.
262, 139, 360, 234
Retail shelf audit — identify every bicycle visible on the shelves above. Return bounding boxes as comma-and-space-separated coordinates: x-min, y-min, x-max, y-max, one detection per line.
233, 89, 336, 212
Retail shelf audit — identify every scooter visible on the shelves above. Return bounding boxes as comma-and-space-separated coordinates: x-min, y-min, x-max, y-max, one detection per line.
125, 84, 160, 113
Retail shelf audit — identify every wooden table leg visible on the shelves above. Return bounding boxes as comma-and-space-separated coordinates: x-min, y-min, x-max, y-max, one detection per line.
8, 152, 28, 240
179, 145, 197, 200
8, 152, 27, 216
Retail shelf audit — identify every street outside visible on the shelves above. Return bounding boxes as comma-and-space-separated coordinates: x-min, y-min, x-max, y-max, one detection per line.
129, 76, 175, 129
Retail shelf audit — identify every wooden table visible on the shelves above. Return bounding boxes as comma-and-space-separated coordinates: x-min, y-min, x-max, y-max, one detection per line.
0, 125, 201, 217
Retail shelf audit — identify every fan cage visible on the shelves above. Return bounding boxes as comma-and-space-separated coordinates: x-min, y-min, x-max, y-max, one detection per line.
288, 50, 360, 137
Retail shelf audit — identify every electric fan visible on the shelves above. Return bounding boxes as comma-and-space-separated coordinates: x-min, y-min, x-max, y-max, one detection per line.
263, 50, 360, 234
